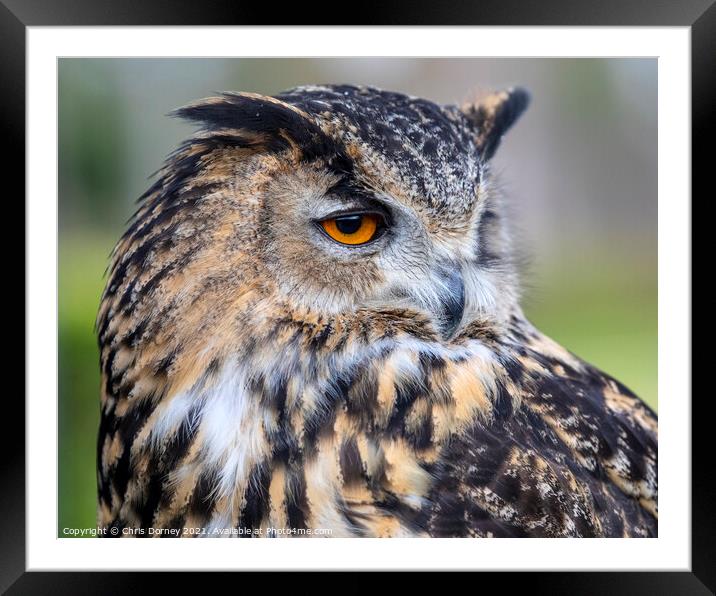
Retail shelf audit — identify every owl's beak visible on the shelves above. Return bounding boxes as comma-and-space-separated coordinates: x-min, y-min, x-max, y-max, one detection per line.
436, 264, 465, 341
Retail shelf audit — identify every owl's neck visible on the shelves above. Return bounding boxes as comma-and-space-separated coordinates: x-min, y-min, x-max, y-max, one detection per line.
134, 317, 529, 535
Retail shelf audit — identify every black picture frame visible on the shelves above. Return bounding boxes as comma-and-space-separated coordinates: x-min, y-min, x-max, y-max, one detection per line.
7, 0, 707, 591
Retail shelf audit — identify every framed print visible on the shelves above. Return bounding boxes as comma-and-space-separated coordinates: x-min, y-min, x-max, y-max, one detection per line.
9, 0, 708, 591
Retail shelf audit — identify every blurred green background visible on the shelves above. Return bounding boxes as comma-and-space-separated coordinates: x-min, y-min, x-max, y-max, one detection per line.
58, 58, 657, 535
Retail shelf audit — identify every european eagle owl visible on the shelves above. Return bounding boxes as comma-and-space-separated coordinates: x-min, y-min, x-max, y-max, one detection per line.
97, 84, 657, 538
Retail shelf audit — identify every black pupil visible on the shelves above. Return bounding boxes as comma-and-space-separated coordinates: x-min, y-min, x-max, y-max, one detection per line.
335, 215, 363, 235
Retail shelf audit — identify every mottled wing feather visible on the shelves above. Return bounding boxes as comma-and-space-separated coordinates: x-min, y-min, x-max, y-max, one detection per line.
425, 335, 658, 537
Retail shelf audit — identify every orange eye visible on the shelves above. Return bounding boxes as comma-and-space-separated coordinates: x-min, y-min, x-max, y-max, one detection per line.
320, 214, 381, 246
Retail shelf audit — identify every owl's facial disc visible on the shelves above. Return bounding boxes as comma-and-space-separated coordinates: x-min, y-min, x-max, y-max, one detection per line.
259, 163, 479, 340
320, 211, 466, 339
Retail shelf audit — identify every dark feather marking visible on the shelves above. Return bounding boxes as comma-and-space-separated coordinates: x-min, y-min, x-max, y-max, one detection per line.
475, 210, 502, 268
186, 471, 217, 524
122, 318, 149, 348
386, 357, 427, 435
241, 464, 272, 534
373, 492, 426, 535
96, 400, 117, 507
128, 183, 213, 244
406, 404, 434, 451
139, 461, 164, 530
336, 497, 368, 536
102, 347, 119, 386
163, 515, 186, 536
309, 322, 333, 351
303, 370, 355, 454
339, 438, 365, 486
492, 378, 514, 418
156, 402, 203, 513
285, 466, 308, 530
109, 395, 158, 506
345, 357, 380, 428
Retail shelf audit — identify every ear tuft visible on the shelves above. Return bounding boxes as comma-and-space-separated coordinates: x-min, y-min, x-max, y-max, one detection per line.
461, 87, 530, 160
172, 92, 308, 131
170, 92, 336, 159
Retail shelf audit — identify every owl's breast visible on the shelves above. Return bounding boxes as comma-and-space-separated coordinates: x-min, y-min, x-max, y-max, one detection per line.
98, 313, 656, 538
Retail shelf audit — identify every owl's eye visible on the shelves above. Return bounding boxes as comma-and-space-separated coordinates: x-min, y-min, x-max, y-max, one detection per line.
319, 213, 383, 246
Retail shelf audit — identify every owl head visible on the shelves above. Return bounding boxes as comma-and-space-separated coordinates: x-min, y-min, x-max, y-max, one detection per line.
98, 85, 529, 394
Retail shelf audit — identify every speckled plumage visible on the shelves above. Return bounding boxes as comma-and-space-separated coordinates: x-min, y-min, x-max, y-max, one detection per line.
97, 84, 657, 538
